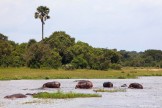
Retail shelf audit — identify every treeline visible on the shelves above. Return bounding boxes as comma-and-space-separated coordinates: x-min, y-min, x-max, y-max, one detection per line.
0, 32, 162, 70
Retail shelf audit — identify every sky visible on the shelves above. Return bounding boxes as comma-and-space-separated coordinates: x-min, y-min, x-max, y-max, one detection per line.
0, 0, 162, 51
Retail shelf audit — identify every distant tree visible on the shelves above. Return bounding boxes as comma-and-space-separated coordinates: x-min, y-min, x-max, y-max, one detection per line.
72, 56, 88, 69
44, 31, 75, 64
144, 50, 162, 62
0, 38, 15, 67
0, 33, 8, 40
25, 43, 61, 69
159, 61, 162, 68
44, 31, 75, 50
69, 41, 94, 68
35, 6, 50, 40
103, 49, 121, 64
27, 39, 37, 48
0, 40, 12, 58
12, 43, 27, 67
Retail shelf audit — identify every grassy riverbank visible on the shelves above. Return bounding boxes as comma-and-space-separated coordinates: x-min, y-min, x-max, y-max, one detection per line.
0, 67, 162, 80
33, 91, 101, 99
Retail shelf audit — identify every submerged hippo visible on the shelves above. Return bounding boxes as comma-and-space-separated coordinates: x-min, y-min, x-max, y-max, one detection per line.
26, 93, 37, 96
42, 81, 61, 88
121, 84, 127, 87
128, 83, 143, 89
75, 80, 93, 89
103, 82, 113, 88
4, 93, 27, 99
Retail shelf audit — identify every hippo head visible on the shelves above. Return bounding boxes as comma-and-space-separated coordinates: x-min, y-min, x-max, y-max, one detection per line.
4, 96, 9, 98
75, 85, 79, 89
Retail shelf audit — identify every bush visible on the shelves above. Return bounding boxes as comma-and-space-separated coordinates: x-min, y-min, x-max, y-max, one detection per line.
62, 64, 75, 70
71, 56, 88, 69
110, 64, 122, 70
25, 43, 61, 69
41, 52, 62, 69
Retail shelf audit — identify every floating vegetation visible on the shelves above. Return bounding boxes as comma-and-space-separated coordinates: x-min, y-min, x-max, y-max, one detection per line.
93, 88, 126, 93
22, 99, 54, 104
33, 91, 101, 99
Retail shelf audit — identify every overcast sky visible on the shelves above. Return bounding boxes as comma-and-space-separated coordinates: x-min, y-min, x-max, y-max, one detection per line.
0, 0, 162, 51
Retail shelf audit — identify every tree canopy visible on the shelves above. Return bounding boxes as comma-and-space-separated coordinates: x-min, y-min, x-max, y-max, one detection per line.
0, 32, 162, 69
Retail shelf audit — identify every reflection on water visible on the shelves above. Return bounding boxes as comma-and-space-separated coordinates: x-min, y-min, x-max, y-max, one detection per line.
0, 77, 162, 108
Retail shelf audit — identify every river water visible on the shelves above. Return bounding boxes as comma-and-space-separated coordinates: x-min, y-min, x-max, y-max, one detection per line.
0, 77, 162, 108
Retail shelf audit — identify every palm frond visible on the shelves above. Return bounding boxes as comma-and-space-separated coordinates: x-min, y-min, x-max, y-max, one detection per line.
47, 16, 50, 19
44, 17, 47, 21
38, 15, 43, 19
37, 6, 50, 14
34, 12, 39, 19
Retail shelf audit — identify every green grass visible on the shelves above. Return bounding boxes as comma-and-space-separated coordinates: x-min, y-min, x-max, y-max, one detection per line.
22, 100, 54, 104
33, 91, 101, 99
93, 88, 126, 93
0, 67, 162, 80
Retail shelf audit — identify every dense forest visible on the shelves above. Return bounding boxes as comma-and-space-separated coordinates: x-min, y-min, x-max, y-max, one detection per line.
0, 32, 162, 70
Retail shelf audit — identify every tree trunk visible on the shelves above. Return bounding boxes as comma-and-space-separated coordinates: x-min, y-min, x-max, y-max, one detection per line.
42, 22, 44, 40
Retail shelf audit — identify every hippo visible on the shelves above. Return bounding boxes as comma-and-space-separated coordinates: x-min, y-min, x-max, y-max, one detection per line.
4, 94, 27, 99
128, 83, 143, 89
42, 81, 61, 88
103, 82, 113, 88
25, 93, 37, 96
75, 80, 93, 89
121, 84, 127, 87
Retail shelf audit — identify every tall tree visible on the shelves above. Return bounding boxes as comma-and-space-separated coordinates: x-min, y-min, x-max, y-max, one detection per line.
0, 33, 8, 40
34, 6, 50, 40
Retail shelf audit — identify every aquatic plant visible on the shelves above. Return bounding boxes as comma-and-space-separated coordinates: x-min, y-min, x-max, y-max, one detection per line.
93, 88, 126, 93
33, 91, 101, 99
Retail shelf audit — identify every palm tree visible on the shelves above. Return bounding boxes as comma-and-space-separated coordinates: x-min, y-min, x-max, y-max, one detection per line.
35, 6, 50, 40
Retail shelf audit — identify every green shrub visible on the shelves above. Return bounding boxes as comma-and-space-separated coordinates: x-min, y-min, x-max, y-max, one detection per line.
25, 43, 61, 69
71, 56, 88, 69
110, 64, 122, 70
62, 64, 75, 70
